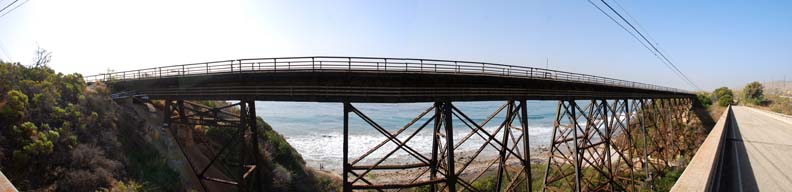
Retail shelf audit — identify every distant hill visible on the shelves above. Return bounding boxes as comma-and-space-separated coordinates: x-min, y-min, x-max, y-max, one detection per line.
763, 80, 792, 96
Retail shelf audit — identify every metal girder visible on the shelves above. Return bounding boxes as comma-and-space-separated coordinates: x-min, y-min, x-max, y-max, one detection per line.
163, 99, 264, 192
542, 98, 701, 192
340, 101, 533, 191
157, 96, 700, 192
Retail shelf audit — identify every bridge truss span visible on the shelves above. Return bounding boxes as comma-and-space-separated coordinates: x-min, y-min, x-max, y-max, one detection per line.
157, 97, 702, 192
93, 56, 707, 191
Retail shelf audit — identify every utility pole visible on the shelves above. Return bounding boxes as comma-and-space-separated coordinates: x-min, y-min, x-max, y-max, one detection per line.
546, 57, 550, 69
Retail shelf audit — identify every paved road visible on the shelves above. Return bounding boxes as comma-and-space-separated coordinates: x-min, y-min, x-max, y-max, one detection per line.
721, 106, 792, 191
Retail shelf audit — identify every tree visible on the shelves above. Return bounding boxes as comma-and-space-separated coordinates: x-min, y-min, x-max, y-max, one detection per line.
718, 94, 734, 107
712, 87, 733, 102
711, 87, 734, 107
696, 92, 712, 107
33, 46, 52, 68
743, 81, 765, 105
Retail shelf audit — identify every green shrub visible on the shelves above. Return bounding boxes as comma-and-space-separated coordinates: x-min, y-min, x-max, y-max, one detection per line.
1, 90, 28, 121
711, 87, 733, 102
718, 94, 733, 107
711, 87, 734, 107
743, 81, 765, 105
125, 142, 180, 191
0, 61, 131, 190
696, 92, 712, 107
99, 180, 145, 192
656, 168, 684, 191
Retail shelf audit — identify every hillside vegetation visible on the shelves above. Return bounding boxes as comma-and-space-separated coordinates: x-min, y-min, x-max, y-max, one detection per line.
735, 81, 792, 115
0, 61, 141, 190
0, 60, 339, 191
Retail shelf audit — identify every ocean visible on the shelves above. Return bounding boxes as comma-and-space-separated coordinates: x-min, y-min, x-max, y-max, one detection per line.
255, 101, 560, 171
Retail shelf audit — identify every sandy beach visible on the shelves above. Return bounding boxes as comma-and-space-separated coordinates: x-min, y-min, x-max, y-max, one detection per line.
313, 146, 550, 185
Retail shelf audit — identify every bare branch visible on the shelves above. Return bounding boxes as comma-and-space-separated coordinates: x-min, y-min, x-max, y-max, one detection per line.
33, 46, 52, 68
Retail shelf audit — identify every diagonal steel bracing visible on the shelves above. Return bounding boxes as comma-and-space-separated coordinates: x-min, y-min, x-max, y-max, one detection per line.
163, 99, 265, 192
341, 101, 533, 191
542, 98, 699, 192
157, 97, 698, 192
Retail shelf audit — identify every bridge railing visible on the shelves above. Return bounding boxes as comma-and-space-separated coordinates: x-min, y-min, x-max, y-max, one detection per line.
84, 56, 691, 94
671, 105, 732, 191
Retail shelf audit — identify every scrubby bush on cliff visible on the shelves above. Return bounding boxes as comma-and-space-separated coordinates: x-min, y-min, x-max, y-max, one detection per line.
0, 61, 178, 191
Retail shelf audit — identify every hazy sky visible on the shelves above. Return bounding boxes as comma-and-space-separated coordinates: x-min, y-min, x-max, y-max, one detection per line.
0, 0, 790, 91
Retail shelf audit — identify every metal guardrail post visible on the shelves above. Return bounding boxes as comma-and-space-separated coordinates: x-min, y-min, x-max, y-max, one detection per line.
420, 60, 423, 72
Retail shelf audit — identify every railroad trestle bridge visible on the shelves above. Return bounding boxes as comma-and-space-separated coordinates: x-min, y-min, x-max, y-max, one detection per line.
88, 56, 710, 192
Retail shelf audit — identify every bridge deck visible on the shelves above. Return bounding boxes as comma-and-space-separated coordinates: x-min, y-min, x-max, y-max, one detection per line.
721, 106, 792, 191
92, 57, 693, 102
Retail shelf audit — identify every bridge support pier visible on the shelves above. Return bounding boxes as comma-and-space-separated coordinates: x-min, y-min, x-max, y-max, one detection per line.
163, 99, 265, 192
542, 98, 697, 192
340, 100, 532, 192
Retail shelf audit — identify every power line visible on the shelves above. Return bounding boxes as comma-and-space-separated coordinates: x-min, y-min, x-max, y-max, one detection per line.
0, 0, 28, 19
611, 0, 658, 46
600, 0, 701, 91
611, 0, 681, 66
0, 0, 18, 14
0, 0, 28, 62
586, 0, 694, 90
587, 0, 702, 91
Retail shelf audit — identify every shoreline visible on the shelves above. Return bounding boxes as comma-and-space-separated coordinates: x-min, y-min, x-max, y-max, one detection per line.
311, 146, 551, 184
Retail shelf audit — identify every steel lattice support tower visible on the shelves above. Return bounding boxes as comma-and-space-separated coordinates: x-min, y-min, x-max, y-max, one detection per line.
163, 99, 265, 192
542, 98, 698, 192
339, 101, 534, 191
155, 97, 701, 192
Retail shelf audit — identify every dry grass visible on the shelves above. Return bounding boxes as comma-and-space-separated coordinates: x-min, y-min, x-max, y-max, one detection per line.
740, 94, 792, 116
708, 104, 727, 122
